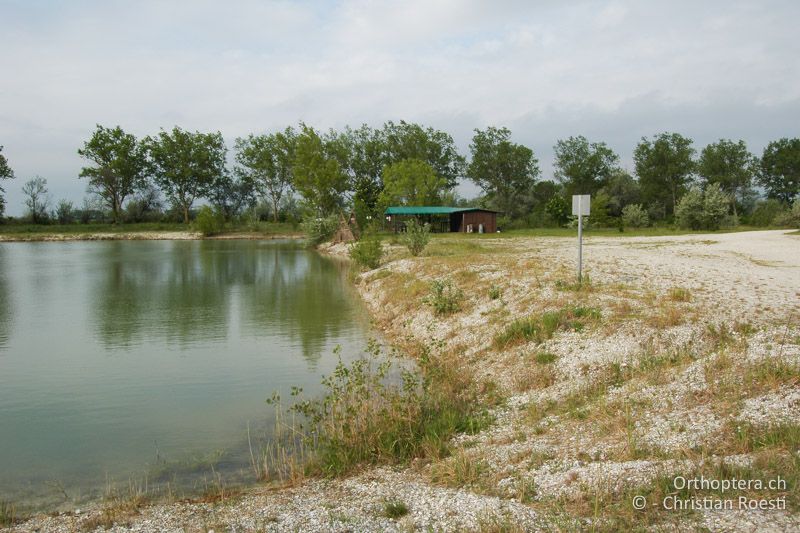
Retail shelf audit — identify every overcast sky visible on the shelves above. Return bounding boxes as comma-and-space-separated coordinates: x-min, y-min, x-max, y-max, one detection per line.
1, 0, 798, 215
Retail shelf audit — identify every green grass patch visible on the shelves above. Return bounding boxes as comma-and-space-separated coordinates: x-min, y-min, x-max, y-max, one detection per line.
534, 352, 558, 365
494, 305, 601, 349
382, 499, 409, 519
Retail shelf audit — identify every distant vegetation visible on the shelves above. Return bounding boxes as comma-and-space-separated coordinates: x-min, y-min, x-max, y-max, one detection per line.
0, 125, 799, 235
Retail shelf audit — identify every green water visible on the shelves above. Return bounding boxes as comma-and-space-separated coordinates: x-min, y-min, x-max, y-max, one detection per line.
0, 240, 368, 509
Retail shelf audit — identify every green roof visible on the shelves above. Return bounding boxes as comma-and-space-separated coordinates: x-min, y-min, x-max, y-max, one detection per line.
384, 206, 499, 215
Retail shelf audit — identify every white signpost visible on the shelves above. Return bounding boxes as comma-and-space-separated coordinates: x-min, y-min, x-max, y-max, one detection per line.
572, 195, 590, 283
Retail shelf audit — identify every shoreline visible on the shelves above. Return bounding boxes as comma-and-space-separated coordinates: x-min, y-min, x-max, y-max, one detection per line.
4, 230, 799, 532
0, 231, 304, 242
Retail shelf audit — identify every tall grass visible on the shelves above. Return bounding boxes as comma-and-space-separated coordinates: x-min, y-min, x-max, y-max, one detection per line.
262, 340, 490, 479
494, 305, 601, 348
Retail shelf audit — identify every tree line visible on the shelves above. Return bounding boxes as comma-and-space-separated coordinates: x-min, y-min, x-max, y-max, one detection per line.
0, 123, 798, 230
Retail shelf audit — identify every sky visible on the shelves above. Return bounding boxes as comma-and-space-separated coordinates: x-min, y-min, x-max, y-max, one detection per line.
1, 0, 799, 216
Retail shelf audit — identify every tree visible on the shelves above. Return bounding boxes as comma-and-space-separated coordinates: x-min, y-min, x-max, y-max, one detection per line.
78, 125, 149, 223
22, 176, 49, 223
634, 132, 695, 216
759, 138, 800, 204
145, 127, 227, 224
343, 125, 387, 226
55, 199, 76, 224
207, 173, 254, 221
293, 124, 349, 215
600, 170, 641, 217
0, 145, 15, 218
467, 127, 539, 219
379, 159, 446, 207
382, 121, 465, 189
697, 139, 756, 217
553, 136, 619, 197
674, 183, 729, 230
235, 128, 296, 221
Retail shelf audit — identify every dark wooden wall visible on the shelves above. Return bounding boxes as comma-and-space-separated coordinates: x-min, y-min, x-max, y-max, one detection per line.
450, 211, 497, 233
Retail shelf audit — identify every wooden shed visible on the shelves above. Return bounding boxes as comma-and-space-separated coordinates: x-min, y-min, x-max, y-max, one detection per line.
384, 206, 500, 233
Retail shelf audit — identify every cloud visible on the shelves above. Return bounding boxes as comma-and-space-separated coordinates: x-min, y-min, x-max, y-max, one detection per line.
1, 0, 799, 214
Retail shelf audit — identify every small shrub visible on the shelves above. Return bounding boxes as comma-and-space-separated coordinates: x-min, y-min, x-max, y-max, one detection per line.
349, 234, 384, 270
621, 204, 649, 228
749, 199, 785, 226
382, 500, 409, 519
301, 214, 338, 246
773, 200, 800, 228
675, 184, 730, 230
424, 279, 463, 315
402, 218, 431, 256
195, 205, 224, 236
488, 285, 502, 300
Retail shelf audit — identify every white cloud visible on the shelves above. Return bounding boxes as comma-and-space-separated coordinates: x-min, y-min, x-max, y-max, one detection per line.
1, 0, 799, 214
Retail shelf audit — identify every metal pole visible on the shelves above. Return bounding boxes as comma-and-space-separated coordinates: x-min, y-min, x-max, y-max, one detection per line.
577, 202, 583, 283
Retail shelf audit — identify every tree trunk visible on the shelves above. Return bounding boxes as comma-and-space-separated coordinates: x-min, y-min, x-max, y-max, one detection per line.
183, 205, 189, 224
272, 197, 279, 222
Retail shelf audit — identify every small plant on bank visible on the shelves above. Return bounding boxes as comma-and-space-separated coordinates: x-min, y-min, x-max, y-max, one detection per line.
195, 205, 224, 236
0, 500, 16, 527
382, 499, 410, 519
349, 231, 384, 270
488, 285, 502, 300
402, 218, 431, 256
424, 279, 464, 315
534, 352, 558, 364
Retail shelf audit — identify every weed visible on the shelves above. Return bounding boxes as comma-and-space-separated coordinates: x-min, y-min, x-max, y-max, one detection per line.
402, 218, 431, 256
667, 287, 692, 302
0, 500, 17, 527
424, 279, 464, 315
349, 233, 384, 270
488, 285, 503, 300
382, 499, 410, 519
430, 449, 486, 487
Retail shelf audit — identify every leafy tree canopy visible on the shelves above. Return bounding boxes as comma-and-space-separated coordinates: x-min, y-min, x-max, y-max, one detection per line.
145, 126, 227, 223
467, 127, 539, 219
382, 121, 466, 189
78, 125, 148, 223
293, 124, 349, 215
235, 128, 296, 221
759, 137, 800, 204
379, 158, 446, 207
553, 135, 619, 197
633, 132, 695, 216
698, 139, 755, 216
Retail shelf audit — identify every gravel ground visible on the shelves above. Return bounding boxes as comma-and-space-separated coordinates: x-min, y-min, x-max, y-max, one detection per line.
6, 230, 799, 532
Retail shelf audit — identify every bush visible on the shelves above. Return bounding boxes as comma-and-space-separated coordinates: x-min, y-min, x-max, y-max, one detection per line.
195, 205, 224, 236
424, 279, 463, 315
773, 200, 800, 228
702, 183, 730, 230
675, 184, 730, 230
349, 233, 384, 270
402, 218, 431, 256
55, 199, 76, 225
749, 199, 785, 226
621, 204, 649, 228
301, 214, 338, 246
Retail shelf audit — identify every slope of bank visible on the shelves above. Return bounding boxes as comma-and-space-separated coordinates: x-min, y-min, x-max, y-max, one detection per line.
5, 230, 799, 532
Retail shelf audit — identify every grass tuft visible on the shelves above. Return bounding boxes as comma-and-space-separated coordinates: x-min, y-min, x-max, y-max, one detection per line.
494, 305, 601, 349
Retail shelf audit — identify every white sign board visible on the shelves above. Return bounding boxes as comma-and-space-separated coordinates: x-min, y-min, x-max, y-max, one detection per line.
572, 195, 591, 216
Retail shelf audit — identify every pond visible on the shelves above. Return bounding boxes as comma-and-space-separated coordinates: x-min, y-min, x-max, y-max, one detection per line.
0, 240, 369, 509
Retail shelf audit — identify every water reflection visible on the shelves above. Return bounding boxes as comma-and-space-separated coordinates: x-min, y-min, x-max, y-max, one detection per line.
91, 240, 358, 363
0, 247, 10, 350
